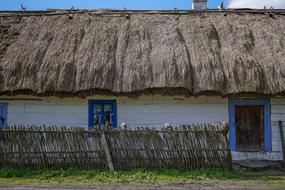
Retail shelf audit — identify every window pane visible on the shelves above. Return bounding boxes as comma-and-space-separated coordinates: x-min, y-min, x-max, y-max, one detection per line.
104, 104, 113, 126
93, 104, 102, 126
104, 104, 112, 112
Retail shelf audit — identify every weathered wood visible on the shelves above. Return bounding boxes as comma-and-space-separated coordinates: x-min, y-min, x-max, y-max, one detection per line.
101, 129, 114, 171
0, 124, 232, 170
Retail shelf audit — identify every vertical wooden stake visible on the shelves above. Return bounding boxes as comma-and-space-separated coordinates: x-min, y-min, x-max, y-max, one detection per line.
221, 122, 232, 168
101, 130, 114, 171
279, 121, 285, 161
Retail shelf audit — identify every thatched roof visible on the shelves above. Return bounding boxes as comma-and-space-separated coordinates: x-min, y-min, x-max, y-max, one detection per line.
0, 10, 285, 97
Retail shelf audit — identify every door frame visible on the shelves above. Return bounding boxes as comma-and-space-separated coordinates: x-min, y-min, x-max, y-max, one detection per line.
0, 102, 8, 128
228, 99, 271, 152
88, 100, 117, 129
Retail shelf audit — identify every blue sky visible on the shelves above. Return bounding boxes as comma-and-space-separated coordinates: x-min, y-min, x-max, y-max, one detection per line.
0, 0, 225, 10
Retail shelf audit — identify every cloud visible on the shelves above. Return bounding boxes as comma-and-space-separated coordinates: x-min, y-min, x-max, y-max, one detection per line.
227, 0, 285, 9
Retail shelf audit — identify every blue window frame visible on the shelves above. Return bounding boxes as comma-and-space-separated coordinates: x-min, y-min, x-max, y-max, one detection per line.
0, 103, 8, 127
229, 99, 271, 152
88, 100, 117, 129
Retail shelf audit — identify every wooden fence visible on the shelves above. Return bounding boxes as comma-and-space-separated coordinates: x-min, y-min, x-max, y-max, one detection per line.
0, 124, 232, 170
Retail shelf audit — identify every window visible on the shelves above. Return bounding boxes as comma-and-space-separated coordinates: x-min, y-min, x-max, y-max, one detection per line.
0, 103, 8, 128
229, 99, 271, 152
88, 100, 117, 129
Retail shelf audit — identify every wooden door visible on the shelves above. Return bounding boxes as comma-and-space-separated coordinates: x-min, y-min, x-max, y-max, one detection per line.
235, 106, 264, 151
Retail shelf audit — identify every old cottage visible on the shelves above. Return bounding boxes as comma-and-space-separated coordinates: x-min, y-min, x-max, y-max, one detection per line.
0, 8, 284, 161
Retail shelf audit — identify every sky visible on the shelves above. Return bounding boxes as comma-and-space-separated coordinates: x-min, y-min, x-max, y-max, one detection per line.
227, 0, 285, 9
1, 0, 221, 10
0, 0, 284, 10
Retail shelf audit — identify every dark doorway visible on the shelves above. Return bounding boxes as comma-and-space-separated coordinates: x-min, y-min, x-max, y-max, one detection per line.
235, 105, 264, 151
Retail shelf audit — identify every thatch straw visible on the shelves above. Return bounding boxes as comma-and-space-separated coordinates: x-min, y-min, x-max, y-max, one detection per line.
0, 11, 284, 97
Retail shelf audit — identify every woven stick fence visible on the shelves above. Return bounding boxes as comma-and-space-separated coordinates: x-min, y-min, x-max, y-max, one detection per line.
0, 124, 232, 170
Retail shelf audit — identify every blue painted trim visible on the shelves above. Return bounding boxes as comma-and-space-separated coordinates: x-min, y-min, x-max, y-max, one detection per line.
228, 99, 271, 152
0, 102, 8, 127
229, 102, 236, 151
88, 100, 93, 130
88, 100, 117, 129
264, 101, 271, 151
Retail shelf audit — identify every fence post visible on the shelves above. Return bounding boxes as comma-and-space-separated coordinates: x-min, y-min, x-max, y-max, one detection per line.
221, 122, 232, 167
279, 121, 285, 161
101, 129, 114, 171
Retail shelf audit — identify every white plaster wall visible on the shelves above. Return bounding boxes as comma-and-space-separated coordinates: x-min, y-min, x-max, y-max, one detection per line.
1, 95, 284, 161
117, 96, 228, 127
271, 98, 285, 160
5, 97, 88, 128
0, 95, 228, 129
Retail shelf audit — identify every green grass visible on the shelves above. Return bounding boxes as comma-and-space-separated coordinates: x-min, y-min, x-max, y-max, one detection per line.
0, 168, 284, 187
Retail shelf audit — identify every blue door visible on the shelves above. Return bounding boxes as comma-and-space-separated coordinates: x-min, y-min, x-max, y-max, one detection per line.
88, 100, 117, 129
0, 103, 8, 127
228, 99, 271, 152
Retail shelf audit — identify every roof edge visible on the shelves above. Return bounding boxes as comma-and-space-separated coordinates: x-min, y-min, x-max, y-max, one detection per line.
0, 88, 284, 98
0, 9, 285, 17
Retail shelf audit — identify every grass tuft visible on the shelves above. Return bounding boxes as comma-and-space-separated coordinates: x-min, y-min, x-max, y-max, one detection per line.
0, 167, 284, 187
